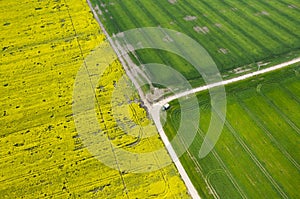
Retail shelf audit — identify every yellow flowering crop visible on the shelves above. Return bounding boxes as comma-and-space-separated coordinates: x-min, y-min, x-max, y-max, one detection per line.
0, 0, 189, 198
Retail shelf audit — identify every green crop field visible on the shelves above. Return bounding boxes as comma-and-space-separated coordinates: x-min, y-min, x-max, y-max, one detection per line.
163, 65, 300, 198
89, 1, 300, 198
91, 0, 300, 86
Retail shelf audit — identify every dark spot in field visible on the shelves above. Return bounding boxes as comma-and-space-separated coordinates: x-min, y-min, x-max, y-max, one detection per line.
40, 25, 45, 28
47, 125, 54, 131
3, 83, 8, 87
3, 22, 10, 26
24, 146, 38, 151
57, 136, 62, 140
2, 46, 8, 51
35, 7, 42, 10
16, 106, 20, 108
14, 143, 24, 147
3, 111, 7, 116
89, 184, 111, 193
65, 113, 73, 118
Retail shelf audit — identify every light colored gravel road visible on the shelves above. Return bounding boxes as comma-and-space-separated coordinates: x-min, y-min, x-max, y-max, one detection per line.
155, 57, 300, 107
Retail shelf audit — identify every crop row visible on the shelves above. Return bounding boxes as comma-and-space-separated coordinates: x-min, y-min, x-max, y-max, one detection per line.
93, 0, 300, 74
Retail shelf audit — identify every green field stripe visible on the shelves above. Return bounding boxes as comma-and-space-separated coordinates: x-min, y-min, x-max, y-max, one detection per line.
195, 103, 278, 198
100, 0, 174, 70
175, 1, 252, 70
219, 10, 280, 54
281, 76, 300, 100
262, 0, 300, 25
111, 0, 186, 70
134, 0, 174, 28
196, 127, 247, 199
240, 91, 300, 163
253, 1, 300, 40
186, 0, 271, 66
200, 113, 280, 198
236, 0, 300, 41
184, 0, 264, 59
95, 0, 147, 33
235, 94, 300, 170
263, 84, 300, 129
130, 0, 205, 77
149, 1, 240, 71
117, 0, 157, 27
259, 91, 300, 136
99, 0, 132, 31
224, 107, 289, 199
92, 0, 300, 72
226, 1, 294, 49
222, 1, 288, 50
165, 101, 244, 198
279, 82, 300, 104
196, 0, 272, 53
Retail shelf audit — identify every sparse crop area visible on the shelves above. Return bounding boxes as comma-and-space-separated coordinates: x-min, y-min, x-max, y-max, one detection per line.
164, 66, 300, 198
0, 0, 188, 198
92, 0, 300, 86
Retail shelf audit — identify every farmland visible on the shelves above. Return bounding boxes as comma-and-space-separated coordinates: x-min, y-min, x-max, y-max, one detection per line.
91, 0, 300, 86
0, 0, 189, 198
163, 65, 300, 198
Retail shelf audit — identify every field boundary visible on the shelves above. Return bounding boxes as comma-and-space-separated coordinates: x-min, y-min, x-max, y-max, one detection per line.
86, 1, 200, 198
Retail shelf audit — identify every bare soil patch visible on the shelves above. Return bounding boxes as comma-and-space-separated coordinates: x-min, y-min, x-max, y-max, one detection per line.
168, 0, 177, 4
184, 15, 197, 21
193, 26, 210, 34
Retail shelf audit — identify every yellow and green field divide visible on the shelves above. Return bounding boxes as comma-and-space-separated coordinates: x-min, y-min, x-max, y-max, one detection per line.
0, 0, 189, 198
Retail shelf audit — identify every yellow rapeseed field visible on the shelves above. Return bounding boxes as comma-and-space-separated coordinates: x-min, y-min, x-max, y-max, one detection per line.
0, 0, 189, 198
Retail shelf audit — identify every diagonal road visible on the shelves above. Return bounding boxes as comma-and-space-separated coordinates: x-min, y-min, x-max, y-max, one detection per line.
154, 57, 300, 108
